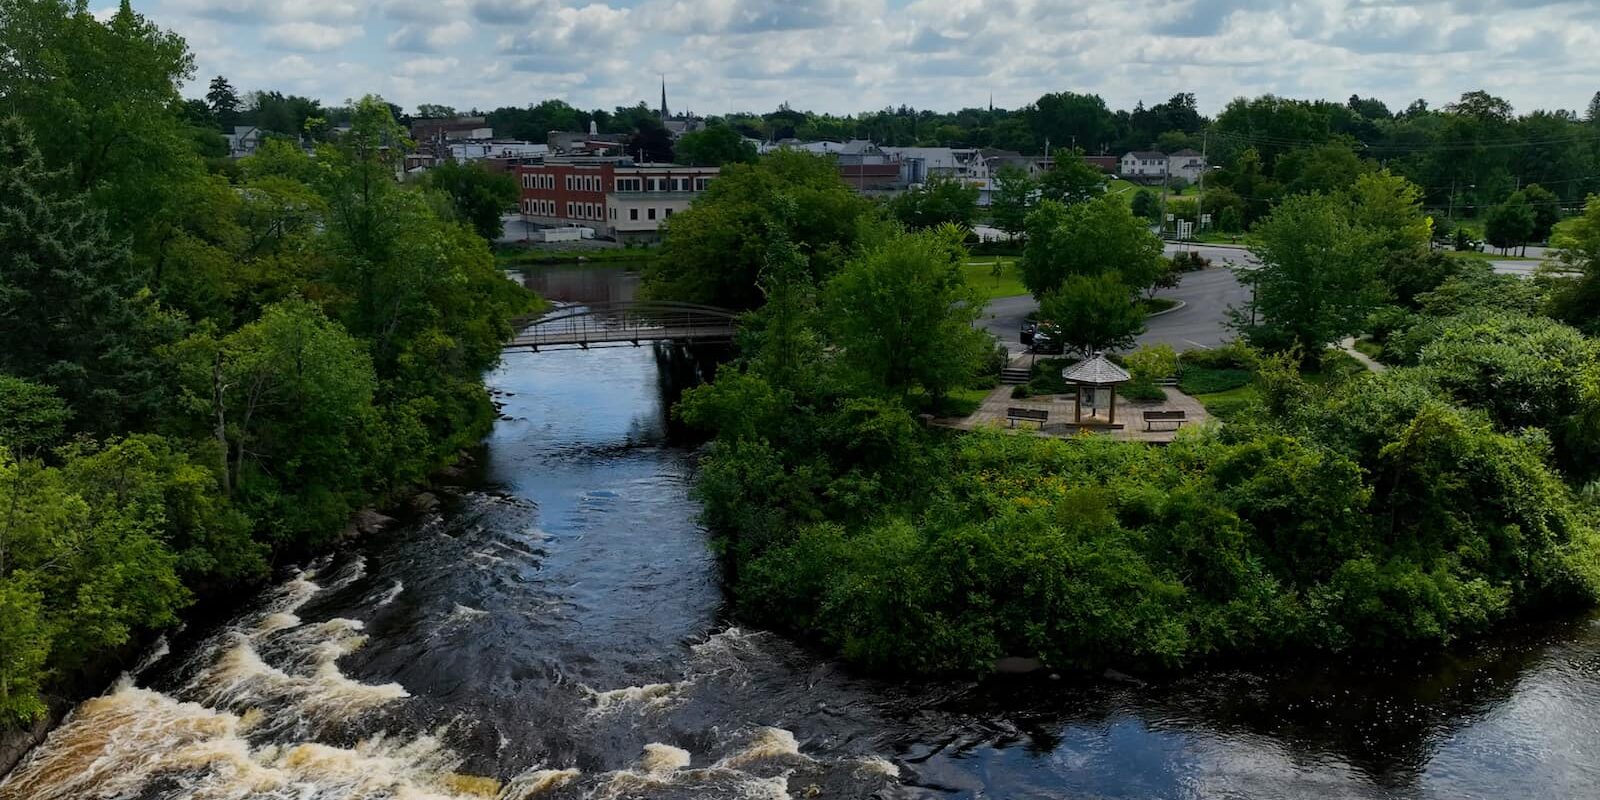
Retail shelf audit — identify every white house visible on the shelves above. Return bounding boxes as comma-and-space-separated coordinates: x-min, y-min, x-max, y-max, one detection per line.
1120, 149, 1208, 182
1120, 150, 1168, 178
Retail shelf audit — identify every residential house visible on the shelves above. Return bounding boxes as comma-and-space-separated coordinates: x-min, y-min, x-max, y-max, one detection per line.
1120, 150, 1169, 179
1166, 149, 1207, 182
226, 125, 262, 159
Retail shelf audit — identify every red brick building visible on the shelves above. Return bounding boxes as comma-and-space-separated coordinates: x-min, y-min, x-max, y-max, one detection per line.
516, 159, 719, 242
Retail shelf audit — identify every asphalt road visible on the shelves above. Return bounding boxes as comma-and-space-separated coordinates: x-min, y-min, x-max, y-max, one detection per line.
981, 244, 1255, 355
981, 243, 1549, 355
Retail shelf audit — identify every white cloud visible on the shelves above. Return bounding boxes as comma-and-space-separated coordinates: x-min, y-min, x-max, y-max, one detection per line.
159, 0, 1600, 120
262, 22, 365, 52
398, 56, 462, 76
388, 20, 473, 51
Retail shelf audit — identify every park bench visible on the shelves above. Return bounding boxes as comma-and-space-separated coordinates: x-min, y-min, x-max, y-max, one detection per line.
1006, 407, 1049, 428
1143, 410, 1187, 431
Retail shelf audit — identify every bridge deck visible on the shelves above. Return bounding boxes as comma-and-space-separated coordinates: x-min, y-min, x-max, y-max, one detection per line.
506, 325, 734, 350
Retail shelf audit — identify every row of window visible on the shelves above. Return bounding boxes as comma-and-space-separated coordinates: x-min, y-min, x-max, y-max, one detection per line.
521, 198, 556, 216
616, 206, 672, 222
519, 172, 713, 193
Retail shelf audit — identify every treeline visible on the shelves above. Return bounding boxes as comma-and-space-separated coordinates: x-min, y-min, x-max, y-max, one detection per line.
661, 147, 1600, 675
0, 1, 535, 722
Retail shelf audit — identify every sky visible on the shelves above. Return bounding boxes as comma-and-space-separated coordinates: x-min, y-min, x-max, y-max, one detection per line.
134, 0, 1600, 119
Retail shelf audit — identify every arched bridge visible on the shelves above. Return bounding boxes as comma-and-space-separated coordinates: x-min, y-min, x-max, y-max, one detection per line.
505, 301, 739, 351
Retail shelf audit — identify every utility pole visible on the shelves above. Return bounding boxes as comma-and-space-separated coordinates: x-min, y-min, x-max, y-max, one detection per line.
1196, 132, 1208, 237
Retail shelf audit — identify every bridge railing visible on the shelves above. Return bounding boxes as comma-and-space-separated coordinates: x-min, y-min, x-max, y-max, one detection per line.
506, 301, 738, 350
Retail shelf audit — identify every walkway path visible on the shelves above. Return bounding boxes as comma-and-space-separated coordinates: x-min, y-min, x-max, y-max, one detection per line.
1338, 337, 1387, 373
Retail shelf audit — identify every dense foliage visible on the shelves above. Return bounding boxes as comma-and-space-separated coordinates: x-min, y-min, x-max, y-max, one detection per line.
0, 3, 535, 723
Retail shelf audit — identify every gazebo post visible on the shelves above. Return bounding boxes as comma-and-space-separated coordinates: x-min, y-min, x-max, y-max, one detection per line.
1075, 385, 1083, 423
1109, 385, 1116, 425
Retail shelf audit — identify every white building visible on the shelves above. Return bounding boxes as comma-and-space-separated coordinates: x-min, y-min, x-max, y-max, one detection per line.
1120, 149, 1208, 182
449, 141, 550, 162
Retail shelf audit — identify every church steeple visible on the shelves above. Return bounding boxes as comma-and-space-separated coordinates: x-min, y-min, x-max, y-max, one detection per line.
659, 75, 669, 121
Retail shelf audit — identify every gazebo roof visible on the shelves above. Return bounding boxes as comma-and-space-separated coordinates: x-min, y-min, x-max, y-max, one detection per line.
1061, 354, 1130, 385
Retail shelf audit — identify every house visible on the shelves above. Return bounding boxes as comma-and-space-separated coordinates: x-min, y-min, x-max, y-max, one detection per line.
1081, 155, 1119, 174
515, 157, 719, 243
883, 147, 988, 187
226, 126, 262, 158
1120, 150, 1168, 179
1166, 149, 1207, 182
1120, 149, 1209, 183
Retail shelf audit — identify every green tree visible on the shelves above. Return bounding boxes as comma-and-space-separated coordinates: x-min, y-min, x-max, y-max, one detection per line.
1038, 273, 1146, 356
422, 159, 518, 241
1549, 196, 1600, 334
1348, 170, 1431, 255
821, 225, 990, 399
1130, 189, 1161, 222
1274, 141, 1370, 197
0, 116, 170, 433
1485, 191, 1536, 255
1522, 183, 1561, 241
888, 174, 979, 230
0, 376, 70, 458
989, 165, 1036, 237
206, 75, 239, 128
1037, 153, 1108, 205
1232, 193, 1384, 355
674, 125, 758, 166
1020, 196, 1164, 298
645, 150, 883, 309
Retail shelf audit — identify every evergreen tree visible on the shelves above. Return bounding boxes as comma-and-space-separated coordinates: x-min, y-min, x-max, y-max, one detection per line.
205, 75, 239, 128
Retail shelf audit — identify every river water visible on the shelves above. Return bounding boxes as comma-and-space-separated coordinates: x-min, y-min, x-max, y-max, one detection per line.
4, 267, 1600, 799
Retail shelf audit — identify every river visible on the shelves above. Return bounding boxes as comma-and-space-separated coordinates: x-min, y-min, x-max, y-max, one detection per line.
4, 266, 1600, 799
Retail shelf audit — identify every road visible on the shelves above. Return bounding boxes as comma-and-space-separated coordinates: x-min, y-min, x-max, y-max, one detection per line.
981, 243, 1550, 355
981, 244, 1255, 354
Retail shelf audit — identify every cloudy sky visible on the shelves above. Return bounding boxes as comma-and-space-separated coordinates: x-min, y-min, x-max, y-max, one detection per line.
140, 0, 1600, 118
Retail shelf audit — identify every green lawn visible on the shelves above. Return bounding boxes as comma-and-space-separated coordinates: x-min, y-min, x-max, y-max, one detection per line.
963, 257, 1029, 300
1105, 179, 1143, 202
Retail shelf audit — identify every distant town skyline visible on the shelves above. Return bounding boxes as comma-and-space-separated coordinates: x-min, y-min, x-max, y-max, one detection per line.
139, 0, 1600, 118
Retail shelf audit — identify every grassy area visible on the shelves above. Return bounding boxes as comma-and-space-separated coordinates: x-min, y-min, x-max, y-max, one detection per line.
1105, 179, 1144, 202
963, 257, 1029, 300
1193, 385, 1259, 421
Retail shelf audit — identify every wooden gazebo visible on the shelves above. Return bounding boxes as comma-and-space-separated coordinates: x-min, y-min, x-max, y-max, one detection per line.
1062, 353, 1131, 427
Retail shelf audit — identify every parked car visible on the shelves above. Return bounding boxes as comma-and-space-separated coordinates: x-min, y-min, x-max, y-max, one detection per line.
1020, 320, 1037, 346
1031, 321, 1065, 355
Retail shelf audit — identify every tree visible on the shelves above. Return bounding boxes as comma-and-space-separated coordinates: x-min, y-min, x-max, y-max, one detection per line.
1038, 273, 1146, 357
1548, 195, 1600, 334
1485, 191, 1536, 255
422, 159, 518, 240
0, 116, 169, 433
1348, 170, 1431, 255
989, 165, 1036, 237
1522, 183, 1561, 242
888, 174, 979, 230
674, 125, 757, 166
414, 103, 458, 119
645, 150, 883, 309
1231, 193, 1384, 356
0, 376, 70, 458
1274, 142, 1370, 197
1130, 189, 1161, 222
1037, 153, 1107, 205
1020, 196, 1164, 298
821, 226, 990, 399
628, 120, 674, 163
206, 75, 239, 128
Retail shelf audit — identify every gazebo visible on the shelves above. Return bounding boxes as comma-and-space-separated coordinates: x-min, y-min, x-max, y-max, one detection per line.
1061, 353, 1131, 427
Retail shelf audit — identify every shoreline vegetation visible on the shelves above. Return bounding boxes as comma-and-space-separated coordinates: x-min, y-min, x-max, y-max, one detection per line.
0, 1, 539, 744
661, 153, 1600, 678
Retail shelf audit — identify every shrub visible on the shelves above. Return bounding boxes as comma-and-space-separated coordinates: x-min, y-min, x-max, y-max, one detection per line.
1180, 340, 1261, 371
1011, 385, 1031, 399
1171, 251, 1212, 272
1179, 366, 1253, 395
1123, 381, 1168, 403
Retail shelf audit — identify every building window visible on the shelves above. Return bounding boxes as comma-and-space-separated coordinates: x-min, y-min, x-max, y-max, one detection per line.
616, 177, 641, 192
664, 208, 673, 217
694, 177, 710, 191
647, 208, 657, 220
629, 208, 638, 221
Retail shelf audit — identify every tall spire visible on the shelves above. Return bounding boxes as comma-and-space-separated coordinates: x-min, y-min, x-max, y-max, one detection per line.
659, 75, 669, 122
988, 92, 993, 113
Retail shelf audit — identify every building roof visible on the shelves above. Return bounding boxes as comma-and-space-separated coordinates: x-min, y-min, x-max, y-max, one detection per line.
1061, 354, 1130, 385
1125, 150, 1166, 160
